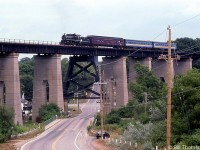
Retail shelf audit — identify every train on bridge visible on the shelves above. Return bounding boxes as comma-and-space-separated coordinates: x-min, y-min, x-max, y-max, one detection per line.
60, 33, 177, 50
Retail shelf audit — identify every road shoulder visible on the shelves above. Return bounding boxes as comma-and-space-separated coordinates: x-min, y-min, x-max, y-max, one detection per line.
91, 139, 114, 150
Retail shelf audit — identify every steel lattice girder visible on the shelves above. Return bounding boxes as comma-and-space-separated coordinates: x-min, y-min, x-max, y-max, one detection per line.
64, 55, 100, 99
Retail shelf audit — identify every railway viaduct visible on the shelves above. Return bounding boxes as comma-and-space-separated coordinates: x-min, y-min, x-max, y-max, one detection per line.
0, 39, 197, 124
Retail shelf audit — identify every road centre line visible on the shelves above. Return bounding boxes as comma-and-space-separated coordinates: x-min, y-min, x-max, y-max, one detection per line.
74, 130, 81, 150
51, 119, 74, 150
52, 129, 67, 150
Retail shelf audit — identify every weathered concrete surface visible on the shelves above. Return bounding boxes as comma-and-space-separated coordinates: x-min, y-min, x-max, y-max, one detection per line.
0, 53, 22, 125
128, 57, 152, 99
173, 58, 192, 75
128, 57, 152, 82
152, 59, 174, 83
102, 57, 128, 110
32, 54, 64, 122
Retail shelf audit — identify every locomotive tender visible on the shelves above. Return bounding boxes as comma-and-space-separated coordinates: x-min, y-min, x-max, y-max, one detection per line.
60, 33, 177, 50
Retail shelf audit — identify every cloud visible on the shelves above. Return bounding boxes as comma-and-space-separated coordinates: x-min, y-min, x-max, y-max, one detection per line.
0, 0, 200, 43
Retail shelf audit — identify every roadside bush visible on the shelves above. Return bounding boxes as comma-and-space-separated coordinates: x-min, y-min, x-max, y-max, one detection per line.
13, 126, 25, 134
0, 132, 10, 143
139, 113, 150, 124
118, 119, 132, 131
87, 125, 92, 132
106, 113, 121, 124
0, 133, 5, 143
0, 106, 14, 142
118, 107, 133, 118
94, 113, 101, 126
180, 129, 200, 145
104, 124, 123, 133
38, 103, 61, 121
149, 121, 166, 147
123, 122, 153, 143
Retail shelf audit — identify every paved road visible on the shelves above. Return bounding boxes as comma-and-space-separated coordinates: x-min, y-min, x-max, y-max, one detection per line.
21, 86, 100, 150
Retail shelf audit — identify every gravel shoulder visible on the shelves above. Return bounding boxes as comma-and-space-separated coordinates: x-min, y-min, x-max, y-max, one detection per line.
91, 139, 115, 150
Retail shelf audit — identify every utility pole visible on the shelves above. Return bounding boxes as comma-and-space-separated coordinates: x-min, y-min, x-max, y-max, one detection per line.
98, 65, 104, 140
158, 26, 174, 150
103, 90, 108, 128
166, 26, 172, 150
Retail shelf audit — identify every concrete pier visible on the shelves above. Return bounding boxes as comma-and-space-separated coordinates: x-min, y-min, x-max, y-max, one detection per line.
102, 57, 128, 110
32, 54, 64, 122
128, 57, 152, 83
173, 58, 192, 75
128, 57, 152, 99
0, 81, 3, 105
0, 53, 22, 125
152, 59, 174, 83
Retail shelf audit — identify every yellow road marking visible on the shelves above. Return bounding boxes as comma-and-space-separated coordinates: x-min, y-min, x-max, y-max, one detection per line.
52, 129, 67, 150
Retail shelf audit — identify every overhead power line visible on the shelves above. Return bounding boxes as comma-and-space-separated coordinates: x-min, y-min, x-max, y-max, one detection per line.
172, 12, 200, 28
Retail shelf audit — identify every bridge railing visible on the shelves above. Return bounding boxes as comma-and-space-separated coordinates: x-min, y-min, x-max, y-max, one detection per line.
0, 38, 60, 45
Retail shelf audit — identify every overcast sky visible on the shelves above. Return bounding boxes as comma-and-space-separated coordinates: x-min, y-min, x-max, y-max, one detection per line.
0, 0, 200, 59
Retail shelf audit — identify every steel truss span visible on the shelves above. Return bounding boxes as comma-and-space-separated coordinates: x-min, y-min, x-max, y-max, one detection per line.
64, 55, 100, 100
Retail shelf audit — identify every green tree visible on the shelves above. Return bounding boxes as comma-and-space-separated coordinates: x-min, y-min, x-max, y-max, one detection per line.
175, 37, 200, 69
175, 37, 197, 52
19, 57, 34, 101
129, 62, 166, 103
38, 103, 61, 121
61, 58, 69, 96
20, 75, 33, 101
104, 109, 121, 125
0, 106, 14, 142
172, 69, 200, 144
108, 62, 167, 148
61, 58, 69, 82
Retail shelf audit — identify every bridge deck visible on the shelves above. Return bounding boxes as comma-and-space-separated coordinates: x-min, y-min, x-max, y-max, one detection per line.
0, 40, 199, 59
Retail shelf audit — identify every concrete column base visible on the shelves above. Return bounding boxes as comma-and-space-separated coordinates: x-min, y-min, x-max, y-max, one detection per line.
152, 59, 174, 83
102, 57, 128, 111
174, 58, 192, 75
32, 54, 64, 122
128, 57, 152, 100
128, 57, 152, 83
0, 53, 22, 125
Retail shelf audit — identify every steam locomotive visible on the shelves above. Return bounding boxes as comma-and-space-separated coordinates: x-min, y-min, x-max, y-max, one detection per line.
60, 33, 177, 50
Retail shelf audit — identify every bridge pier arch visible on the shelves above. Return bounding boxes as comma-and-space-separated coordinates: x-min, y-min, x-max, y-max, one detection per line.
32, 54, 64, 122
0, 53, 22, 125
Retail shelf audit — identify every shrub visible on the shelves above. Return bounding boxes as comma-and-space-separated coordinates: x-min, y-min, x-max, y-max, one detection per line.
0, 106, 14, 142
94, 113, 101, 126
139, 113, 150, 124
39, 103, 61, 121
104, 124, 123, 135
106, 113, 121, 124
87, 125, 92, 132
13, 126, 26, 134
180, 129, 200, 145
150, 121, 166, 147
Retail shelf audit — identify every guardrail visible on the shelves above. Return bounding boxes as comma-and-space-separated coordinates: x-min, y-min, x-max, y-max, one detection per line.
0, 38, 59, 45
44, 115, 58, 126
